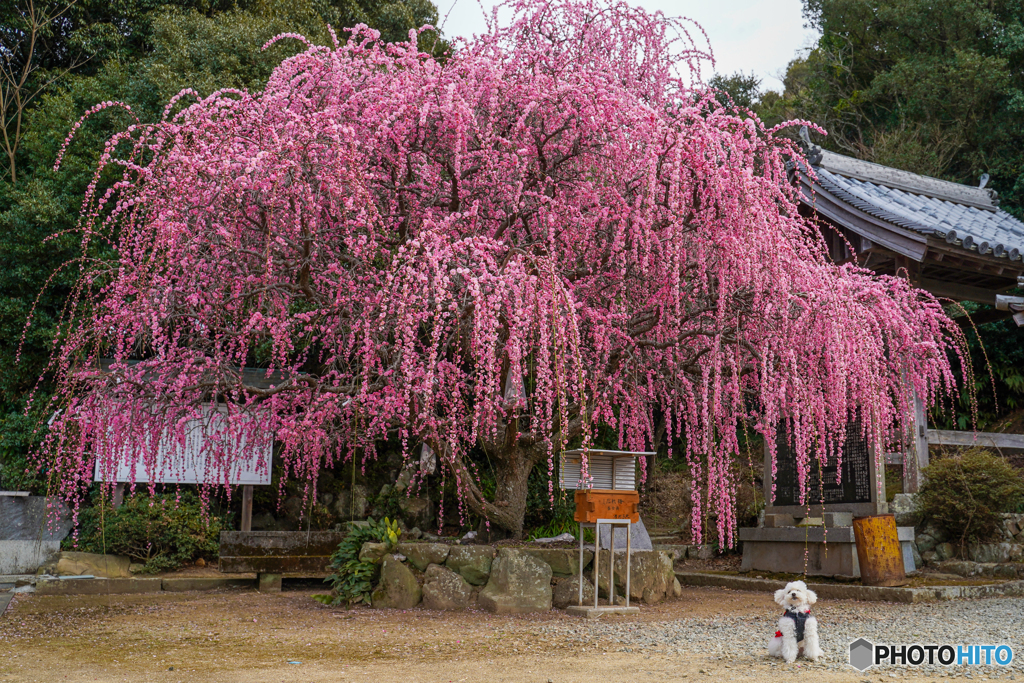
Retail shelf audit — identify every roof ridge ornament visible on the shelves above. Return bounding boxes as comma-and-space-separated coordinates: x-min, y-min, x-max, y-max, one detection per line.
798, 126, 823, 166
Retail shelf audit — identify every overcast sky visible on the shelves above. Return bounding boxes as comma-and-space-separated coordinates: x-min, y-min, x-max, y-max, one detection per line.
436, 0, 820, 93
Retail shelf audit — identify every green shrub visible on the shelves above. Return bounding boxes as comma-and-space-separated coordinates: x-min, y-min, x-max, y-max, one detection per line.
315, 517, 400, 607
917, 451, 1024, 545
69, 491, 226, 573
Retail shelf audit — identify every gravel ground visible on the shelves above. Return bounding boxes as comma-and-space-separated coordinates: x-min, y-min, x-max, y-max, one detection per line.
539, 597, 1024, 680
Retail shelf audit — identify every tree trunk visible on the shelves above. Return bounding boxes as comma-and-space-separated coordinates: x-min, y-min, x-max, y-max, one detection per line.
451, 440, 540, 540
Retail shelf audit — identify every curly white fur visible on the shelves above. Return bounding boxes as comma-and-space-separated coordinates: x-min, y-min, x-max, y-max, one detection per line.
767, 580, 823, 663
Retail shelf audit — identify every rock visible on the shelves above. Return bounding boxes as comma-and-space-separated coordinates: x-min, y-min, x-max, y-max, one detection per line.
921, 525, 948, 544
129, 563, 146, 574
1009, 544, 1024, 562
479, 548, 552, 614
371, 556, 421, 609
599, 516, 653, 551
522, 548, 593, 577
671, 577, 683, 598
460, 531, 478, 544
935, 542, 955, 562
321, 492, 334, 507
915, 533, 937, 554
532, 532, 576, 544
421, 564, 473, 610
54, 552, 131, 578
446, 545, 494, 585
940, 560, 983, 577
250, 511, 277, 530
398, 496, 434, 530
407, 527, 423, 540
595, 550, 675, 604
397, 542, 451, 572
920, 551, 937, 565
359, 542, 390, 564
553, 575, 595, 609
475, 523, 510, 544
688, 545, 714, 560
969, 543, 1013, 564
911, 544, 922, 570
195, 557, 206, 568
890, 493, 920, 527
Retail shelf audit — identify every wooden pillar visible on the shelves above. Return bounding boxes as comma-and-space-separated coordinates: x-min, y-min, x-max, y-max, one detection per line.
112, 483, 125, 509
904, 392, 929, 494
241, 485, 253, 532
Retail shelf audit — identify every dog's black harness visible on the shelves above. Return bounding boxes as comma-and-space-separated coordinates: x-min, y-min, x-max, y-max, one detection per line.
781, 609, 810, 642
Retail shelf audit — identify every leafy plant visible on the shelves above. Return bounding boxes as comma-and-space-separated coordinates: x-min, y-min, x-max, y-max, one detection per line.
314, 517, 400, 607
917, 450, 1024, 547
68, 491, 226, 573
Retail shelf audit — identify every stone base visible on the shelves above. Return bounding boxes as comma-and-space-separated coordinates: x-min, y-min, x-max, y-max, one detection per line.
739, 526, 915, 578
565, 605, 640, 618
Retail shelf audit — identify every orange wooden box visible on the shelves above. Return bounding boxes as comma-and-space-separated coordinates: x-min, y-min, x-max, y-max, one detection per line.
573, 489, 640, 523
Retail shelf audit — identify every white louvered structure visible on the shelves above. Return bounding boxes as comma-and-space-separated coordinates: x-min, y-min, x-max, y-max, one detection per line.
558, 449, 653, 490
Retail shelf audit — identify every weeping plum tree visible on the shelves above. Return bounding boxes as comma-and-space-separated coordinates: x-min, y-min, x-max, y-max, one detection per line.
37, 0, 964, 542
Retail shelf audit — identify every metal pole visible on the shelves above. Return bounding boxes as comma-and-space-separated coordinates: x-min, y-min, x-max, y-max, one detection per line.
593, 522, 600, 609
578, 522, 584, 607
609, 521, 615, 607
625, 521, 632, 608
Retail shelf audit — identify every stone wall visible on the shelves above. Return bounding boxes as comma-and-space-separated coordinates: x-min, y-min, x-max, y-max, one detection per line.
365, 542, 681, 614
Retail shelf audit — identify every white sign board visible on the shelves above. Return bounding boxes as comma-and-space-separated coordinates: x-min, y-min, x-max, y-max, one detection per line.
93, 405, 272, 485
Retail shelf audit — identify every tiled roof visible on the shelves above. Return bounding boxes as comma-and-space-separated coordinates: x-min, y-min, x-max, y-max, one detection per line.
807, 150, 1024, 262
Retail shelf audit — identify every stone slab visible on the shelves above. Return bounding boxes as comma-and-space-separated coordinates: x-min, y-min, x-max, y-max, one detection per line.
0, 593, 12, 616
218, 531, 346, 573
675, 572, 1024, 603
598, 516, 652, 551
740, 526, 915, 578
565, 605, 640, 618
0, 496, 72, 541
0, 540, 60, 575
35, 577, 163, 595
161, 577, 255, 592
738, 526, 915, 544
740, 539, 861, 578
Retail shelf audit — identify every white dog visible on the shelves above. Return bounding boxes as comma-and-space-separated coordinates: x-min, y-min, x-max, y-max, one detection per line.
767, 580, 823, 663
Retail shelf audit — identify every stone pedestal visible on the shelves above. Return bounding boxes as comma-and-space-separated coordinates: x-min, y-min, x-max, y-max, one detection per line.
739, 526, 916, 578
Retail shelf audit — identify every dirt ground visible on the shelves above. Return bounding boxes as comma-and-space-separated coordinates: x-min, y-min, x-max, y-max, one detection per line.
0, 586, 961, 683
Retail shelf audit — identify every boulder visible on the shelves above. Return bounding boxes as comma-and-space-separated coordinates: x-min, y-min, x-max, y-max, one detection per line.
915, 533, 937, 554
671, 577, 683, 598
940, 560, 984, 577
687, 545, 714, 560
479, 548, 552, 614
911, 544, 922, 571
371, 556, 422, 609
890, 493, 920, 527
398, 496, 435, 530
920, 550, 938, 566
54, 552, 130, 578
397, 542, 451, 572
359, 542, 390, 564
935, 542, 956, 562
552, 575, 595, 609
596, 550, 675, 604
446, 545, 495, 586
522, 548, 593, 577
969, 543, 1013, 564
421, 564, 473, 610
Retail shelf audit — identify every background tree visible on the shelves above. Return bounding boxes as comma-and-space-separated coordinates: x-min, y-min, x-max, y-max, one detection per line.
724, 0, 1024, 428
40, 0, 963, 541
0, 0, 446, 491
